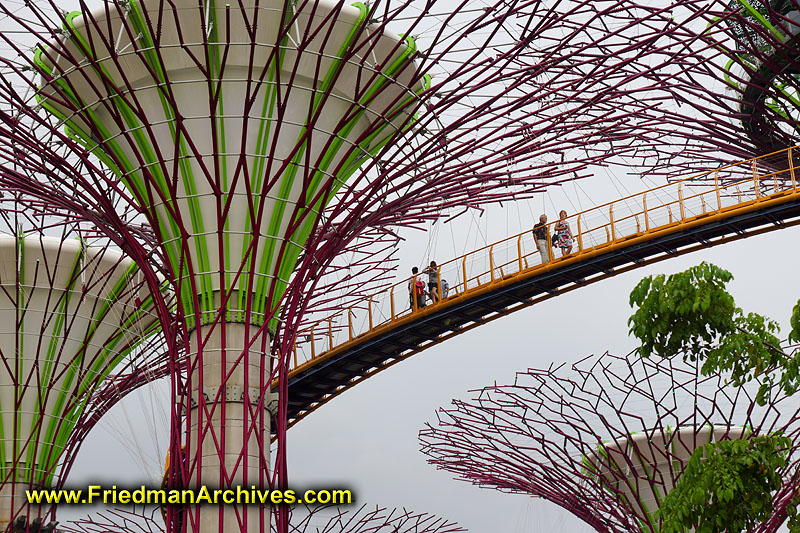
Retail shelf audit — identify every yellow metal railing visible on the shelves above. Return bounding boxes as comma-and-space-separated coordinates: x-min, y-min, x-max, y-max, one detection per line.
289, 146, 800, 372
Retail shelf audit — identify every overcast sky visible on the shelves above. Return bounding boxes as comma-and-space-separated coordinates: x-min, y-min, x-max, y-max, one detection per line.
6, 0, 797, 529
63, 173, 800, 531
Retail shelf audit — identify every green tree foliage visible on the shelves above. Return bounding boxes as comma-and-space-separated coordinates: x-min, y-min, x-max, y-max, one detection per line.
790, 299, 800, 345
628, 262, 800, 406
658, 435, 790, 533
628, 262, 800, 531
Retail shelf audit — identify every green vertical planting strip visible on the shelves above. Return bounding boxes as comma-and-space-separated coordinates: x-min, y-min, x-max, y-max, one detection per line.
37, 10, 210, 327
28, 239, 83, 482
124, 0, 215, 326
237, 44, 283, 324
235, 0, 299, 324
205, 0, 235, 321
288, 62, 428, 271
33, 38, 183, 300
46, 304, 161, 486
253, 3, 370, 320
39, 255, 126, 472
34, 242, 156, 483
268, 33, 422, 310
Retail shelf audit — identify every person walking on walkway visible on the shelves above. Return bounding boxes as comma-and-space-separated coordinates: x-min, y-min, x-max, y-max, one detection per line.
553, 209, 574, 256
408, 266, 426, 310
533, 214, 551, 263
425, 261, 440, 304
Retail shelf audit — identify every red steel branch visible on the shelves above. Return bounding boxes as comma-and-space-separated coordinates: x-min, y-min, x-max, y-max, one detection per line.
420, 351, 800, 532
1, 0, 795, 531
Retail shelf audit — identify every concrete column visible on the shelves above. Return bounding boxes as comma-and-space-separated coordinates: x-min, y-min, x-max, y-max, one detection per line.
187, 323, 277, 533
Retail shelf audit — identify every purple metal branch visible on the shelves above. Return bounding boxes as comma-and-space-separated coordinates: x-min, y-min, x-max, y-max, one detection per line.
420, 351, 800, 532
3, 0, 796, 531
60, 504, 465, 533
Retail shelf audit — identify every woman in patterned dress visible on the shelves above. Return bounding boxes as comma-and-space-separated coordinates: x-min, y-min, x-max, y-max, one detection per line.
553, 210, 573, 256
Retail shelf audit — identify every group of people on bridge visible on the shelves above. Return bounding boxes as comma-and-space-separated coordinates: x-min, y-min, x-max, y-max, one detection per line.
533, 209, 574, 262
407, 209, 574, 312
408, 261, 450, 311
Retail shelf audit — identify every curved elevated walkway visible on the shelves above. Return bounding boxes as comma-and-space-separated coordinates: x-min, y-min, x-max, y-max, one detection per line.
281, 146, 800, 429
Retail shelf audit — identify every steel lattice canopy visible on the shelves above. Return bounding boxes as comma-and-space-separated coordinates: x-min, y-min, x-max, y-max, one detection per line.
0, 235, 159, 494
420, 352, 800, 532
34, 0, 428, 327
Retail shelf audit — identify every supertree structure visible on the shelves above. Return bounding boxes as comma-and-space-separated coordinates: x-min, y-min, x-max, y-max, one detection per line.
0, 202, 169, 532
454, 0, 800, 178
0, 0, 708, 532
420, 351, 800, 532
651, 0, 800, 172
60, 504, 465, 533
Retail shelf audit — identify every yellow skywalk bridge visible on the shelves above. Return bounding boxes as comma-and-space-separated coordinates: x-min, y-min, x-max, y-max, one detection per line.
281, 146, 800, 429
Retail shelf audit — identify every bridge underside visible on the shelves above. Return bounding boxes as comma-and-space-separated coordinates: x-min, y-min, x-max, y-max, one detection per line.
281, 193, 800, 429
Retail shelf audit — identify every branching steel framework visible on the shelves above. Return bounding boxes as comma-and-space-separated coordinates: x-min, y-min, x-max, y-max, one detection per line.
60, 504, 465, 533
656, 0, 800, 173
420, 351, 800, 532
449, 0, 800, 179
0, 201, 172, 531
0, 0, 714, 532
5, 0, 800, 531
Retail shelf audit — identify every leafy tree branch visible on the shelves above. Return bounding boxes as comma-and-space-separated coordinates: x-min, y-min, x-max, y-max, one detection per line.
628, 262, 800, 405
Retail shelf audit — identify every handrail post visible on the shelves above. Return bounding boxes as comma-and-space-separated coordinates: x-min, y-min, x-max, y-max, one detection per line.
437, 265, 443, 303
517, 235, 523, 272
328, 318, 333, 351
643, 192, 649, 232
576, 215, 583, 252
678, 183, 685, 220
462, 256, 467, 293
609, 205, 615, 241
391, 285, 397, 318
753, 160, 760, 199
348, 307, 353, 340
310, 326, 316, 359
714, 171, 721, 212
489, 245, 495, 282
790, 147, 797, 191
368, 298, 373, 329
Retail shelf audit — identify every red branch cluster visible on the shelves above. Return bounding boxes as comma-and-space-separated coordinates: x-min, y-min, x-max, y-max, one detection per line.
420, 351, 800, 532
61, 504, 465, 533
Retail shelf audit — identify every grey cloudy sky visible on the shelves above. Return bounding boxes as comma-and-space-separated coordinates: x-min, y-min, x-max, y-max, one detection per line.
64, 182, 800, 531
5, 0, 797, 529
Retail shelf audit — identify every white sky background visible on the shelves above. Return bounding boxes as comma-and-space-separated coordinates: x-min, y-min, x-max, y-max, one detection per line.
61, 169, 800, 532
3, 0, 800, 530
